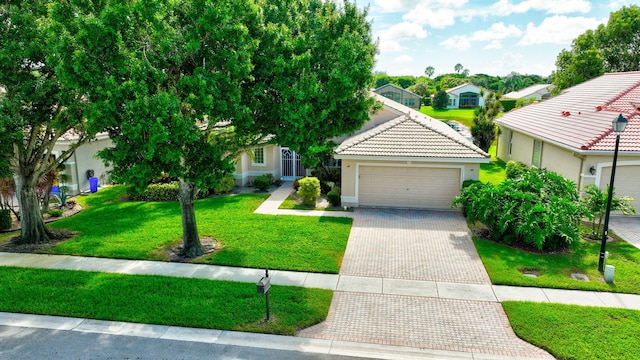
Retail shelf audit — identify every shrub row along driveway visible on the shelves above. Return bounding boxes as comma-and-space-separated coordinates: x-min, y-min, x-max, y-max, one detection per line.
298, 208, 553, 359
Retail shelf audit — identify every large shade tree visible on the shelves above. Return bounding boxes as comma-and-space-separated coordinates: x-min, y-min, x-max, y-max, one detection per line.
552, 5, 640, 91
0, 1, 96, 244
54, 0, 261, 257
57, 0, 376, 257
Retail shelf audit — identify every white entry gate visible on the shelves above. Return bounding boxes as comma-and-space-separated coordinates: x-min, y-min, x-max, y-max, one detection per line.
281, 147, 305, 180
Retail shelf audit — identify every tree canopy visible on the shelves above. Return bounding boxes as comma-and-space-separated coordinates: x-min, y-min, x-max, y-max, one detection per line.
552, 5, 640, 91
52, 0, 376, 256
0, 0, 97, 243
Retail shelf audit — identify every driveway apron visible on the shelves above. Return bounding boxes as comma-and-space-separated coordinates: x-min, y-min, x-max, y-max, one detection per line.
298, 208, 553, 359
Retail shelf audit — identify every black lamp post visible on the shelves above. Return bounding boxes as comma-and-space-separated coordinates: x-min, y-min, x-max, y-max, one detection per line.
598, 114, 628, 272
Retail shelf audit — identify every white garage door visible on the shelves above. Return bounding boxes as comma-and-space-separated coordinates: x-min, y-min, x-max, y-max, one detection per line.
600, 165, 640, 213
358, 166, 461, 209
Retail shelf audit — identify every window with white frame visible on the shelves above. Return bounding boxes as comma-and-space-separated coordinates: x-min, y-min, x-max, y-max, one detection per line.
252, 147, 265, 166
508, 131, 513, 156
532, 140, 542, 168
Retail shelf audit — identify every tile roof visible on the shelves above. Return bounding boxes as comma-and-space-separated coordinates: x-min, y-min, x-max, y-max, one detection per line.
335, 94, 489, 160
373, 83, 421, 98
503, 84, 553, 99
496, 72, 640, 152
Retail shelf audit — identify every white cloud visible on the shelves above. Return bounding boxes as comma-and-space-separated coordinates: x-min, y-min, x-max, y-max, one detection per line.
439, 35, 471, 51
518, 16, 604, 45
394, 55, 414, 63
375, 22, 428, 52
491, 0, 591, 15
403, 5, 456, 28
372, 0, 418, 13
482, 52, 526, 75
484, 40, 503, 50
470, 22, 522, 41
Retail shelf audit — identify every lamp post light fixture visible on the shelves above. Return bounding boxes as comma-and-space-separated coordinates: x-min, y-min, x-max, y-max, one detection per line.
598, 114, 628, 272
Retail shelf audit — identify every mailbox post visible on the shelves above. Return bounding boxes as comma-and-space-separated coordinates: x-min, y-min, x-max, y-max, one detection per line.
256, 269, 271, 321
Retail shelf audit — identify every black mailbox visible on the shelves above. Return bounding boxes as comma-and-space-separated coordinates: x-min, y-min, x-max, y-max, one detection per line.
256, 276, 271, 294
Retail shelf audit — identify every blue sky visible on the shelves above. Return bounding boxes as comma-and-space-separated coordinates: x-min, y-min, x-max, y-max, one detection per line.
357, 0, 635, 77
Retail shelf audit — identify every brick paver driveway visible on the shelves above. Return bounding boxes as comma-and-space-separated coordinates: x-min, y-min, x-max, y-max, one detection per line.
299, 208, 552, 359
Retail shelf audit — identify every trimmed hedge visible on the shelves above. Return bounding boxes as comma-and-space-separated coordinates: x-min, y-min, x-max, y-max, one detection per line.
253, 175, 271, 192
327, 185, 341, 207
128, 183, 179, 202
0, 209, 11, 230
500, 99, 517, 112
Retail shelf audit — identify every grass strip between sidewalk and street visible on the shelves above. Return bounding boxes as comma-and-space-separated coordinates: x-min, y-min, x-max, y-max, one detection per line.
0, 186, 352, 274
0, 266, 332, 335
475, 237, 640, 294
503, 301, 640, 360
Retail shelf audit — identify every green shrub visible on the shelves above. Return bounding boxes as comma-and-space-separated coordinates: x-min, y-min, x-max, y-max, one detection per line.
453, 167, 586, 251
327, 187, 341, 207
297, 177, 321, 206
48, 209, 64, 217
505, 160, 528, 179
253, 175, 271, 192
213, 174, 235, 194
128, 182, 179, 201
500, 99, 517, 112
0, 209, 11, 230
462, 179, 481, 188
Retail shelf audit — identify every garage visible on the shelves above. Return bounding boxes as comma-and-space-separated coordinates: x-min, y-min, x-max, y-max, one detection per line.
599, 164, 640, 213
358, 166, 461, 209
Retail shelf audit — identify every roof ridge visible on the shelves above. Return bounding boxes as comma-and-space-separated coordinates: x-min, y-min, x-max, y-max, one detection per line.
337, 115, 407, 151
602, 81, 640, 110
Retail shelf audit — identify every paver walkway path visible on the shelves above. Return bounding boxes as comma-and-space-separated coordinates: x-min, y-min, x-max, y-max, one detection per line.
298, 208, 553, 359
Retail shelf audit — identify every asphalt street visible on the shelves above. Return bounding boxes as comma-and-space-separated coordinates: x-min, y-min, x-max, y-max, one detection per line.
0, 326, 377, 360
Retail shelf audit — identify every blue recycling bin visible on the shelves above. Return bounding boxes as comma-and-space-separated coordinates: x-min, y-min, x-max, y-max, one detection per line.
51, 185, 60, 194
89, 177, 99, 193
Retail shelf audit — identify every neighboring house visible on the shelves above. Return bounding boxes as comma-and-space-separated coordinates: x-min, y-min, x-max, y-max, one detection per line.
503, 84, 554, 101
495, 71, 640, 213
53, 133, 112, 195
445, 83, 486, 109
335, 93, 490, 210
373, 83, 422, 110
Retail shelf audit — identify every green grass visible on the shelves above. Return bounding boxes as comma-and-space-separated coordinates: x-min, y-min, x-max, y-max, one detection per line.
39, 186, 352, 273
479, 158, 506, 184
0, 266, 331, 335
503, 301, 640, 360
419, 106, 475, 127
475, 237, 640, 294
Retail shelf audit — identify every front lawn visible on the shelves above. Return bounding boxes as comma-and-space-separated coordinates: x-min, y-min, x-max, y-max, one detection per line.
504, 301, 640, 360
14, 186, 352, 273
475, 237, 640, 294
419, 106, 475, 127
0, 266, 331, 335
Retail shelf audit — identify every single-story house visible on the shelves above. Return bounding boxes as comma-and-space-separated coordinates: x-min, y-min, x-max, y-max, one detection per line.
495, 71, 640, 213
335, 93, 490, 209
445, 83, 486, 109
53, 133, 113, 195
55, 91, 490, 210
503, 84, 554, 101
373, 83, 422, 109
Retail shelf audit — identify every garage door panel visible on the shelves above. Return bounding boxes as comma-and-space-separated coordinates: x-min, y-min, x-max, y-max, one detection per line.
358, 166, 460, 209
600, 165, 640, 213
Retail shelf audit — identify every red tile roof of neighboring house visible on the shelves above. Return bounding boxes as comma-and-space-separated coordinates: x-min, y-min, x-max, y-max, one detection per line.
496, 72, 640, 152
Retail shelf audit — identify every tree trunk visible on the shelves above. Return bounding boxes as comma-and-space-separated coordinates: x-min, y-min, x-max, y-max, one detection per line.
14, 173, 51, 244
178, 179, 204, 258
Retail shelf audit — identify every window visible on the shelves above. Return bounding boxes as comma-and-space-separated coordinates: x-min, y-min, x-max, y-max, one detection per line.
508, 131, 513, 156
532, 140, 542, 168
252, 147, 265, 166
404, 98, 415, 107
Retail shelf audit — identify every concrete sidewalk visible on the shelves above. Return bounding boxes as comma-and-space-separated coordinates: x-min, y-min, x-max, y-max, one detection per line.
1, 251, 639, 310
